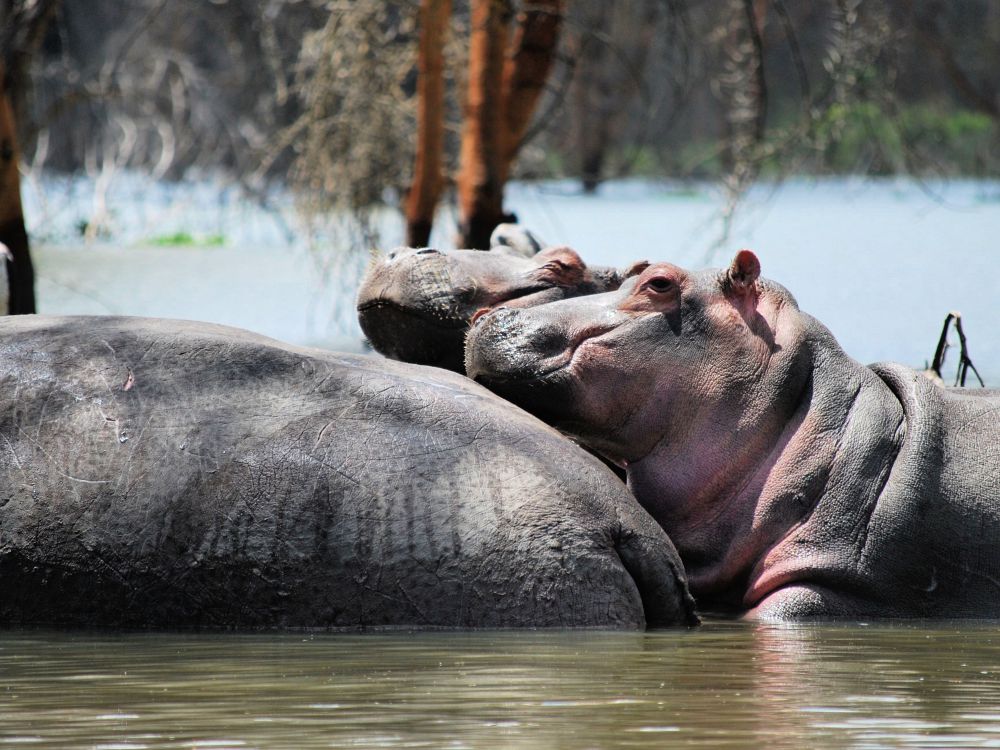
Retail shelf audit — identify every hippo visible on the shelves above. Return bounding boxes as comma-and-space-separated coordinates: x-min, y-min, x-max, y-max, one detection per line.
466, 250, 1000, 620
489, 222, 547, 257
357, 238, 645, 372
0, 315, 696, 630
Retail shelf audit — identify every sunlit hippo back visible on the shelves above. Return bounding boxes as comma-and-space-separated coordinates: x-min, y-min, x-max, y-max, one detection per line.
357, 237, 640, 372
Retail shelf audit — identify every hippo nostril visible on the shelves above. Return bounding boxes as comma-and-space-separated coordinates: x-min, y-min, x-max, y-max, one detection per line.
416, 247, 440, 256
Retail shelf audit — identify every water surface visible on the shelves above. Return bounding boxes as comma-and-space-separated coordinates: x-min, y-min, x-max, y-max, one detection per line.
4, 623, 1000, 749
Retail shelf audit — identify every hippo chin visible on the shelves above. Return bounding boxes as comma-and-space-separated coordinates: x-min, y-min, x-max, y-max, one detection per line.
357, 240, 640, 372
0, 315, 696, 630
467, 251, 1000, 620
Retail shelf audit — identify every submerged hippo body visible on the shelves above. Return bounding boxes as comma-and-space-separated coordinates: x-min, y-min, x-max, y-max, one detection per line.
0, 316, 695, 630
467, 251, 1000, 620
357, 240, 639, 372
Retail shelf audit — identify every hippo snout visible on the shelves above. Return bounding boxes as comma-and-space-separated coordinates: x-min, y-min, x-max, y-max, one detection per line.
465, 307, 571, 383
384, 246, 441, 262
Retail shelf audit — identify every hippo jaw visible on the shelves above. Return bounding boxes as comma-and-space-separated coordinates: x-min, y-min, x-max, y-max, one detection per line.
358, 297, 470, 370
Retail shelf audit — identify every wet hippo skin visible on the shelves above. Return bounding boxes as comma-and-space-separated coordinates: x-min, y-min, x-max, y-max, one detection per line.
466, 251, 1000, 620
0, 316, 697, 630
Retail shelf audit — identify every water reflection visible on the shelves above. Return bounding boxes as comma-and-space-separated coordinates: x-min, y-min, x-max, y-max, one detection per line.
2, 623, 1000, 748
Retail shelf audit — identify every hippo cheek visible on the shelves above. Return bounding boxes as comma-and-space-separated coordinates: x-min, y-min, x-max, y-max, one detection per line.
544, 335, 666, 460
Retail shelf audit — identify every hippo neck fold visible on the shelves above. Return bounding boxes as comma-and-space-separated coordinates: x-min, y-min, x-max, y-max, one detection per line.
627, 328, 907, 614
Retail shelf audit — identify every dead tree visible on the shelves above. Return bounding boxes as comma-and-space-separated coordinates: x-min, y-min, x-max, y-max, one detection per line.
927, 312, 985, 388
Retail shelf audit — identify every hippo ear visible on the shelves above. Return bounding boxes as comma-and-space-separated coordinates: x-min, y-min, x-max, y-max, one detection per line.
726, 249, 760, 295
624, 260, 650, 279
535, 245, 587, 285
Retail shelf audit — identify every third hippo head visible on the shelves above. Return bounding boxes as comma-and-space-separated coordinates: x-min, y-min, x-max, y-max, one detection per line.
465, 249, 810, 467
357, 237, 648, 372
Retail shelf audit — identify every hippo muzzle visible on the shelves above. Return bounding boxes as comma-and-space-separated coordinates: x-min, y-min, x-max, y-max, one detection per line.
465, 294, 630, 433
357, 247, 474, 369
465, 307, 575, 382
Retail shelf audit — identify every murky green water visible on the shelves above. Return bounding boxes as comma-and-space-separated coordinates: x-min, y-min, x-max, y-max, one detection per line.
3, 623, 1000, 749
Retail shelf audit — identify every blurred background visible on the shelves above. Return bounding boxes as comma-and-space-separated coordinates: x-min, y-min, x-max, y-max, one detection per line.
1, 0, 997, 381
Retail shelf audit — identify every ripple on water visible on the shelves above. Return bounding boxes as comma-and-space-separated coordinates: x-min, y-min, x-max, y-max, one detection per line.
3, 625, 1000, 749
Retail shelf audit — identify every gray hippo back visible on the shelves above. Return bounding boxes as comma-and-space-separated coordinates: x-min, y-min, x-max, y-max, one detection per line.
0, 316, 695, 629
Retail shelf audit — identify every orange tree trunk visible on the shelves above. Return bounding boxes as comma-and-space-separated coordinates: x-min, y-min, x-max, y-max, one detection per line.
457, 0, 513, 249
457, 0, 564, 248
0, 64, 35, 314
500, 0, 563, 181
405, 0, 452, 248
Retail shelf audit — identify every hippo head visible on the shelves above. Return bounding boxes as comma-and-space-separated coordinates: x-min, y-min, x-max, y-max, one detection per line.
466, 250, 813, 468
357, 243, 635, 372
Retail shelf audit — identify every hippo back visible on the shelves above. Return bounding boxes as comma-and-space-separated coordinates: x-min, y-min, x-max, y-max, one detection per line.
847, 364, 1000, 617
0, 316, 695, 629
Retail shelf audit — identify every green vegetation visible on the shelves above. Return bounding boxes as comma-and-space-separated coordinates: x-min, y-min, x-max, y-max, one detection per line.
808, 103, 997, 176
147, 232, 226, 248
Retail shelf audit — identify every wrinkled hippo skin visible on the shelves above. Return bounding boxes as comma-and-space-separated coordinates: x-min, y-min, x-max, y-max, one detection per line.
0, 316, 696, 630
357, 241, 642, 372
466, 251, 1000, 620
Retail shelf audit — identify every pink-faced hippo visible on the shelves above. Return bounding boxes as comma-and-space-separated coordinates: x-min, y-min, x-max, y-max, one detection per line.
466, 251, 1000, 620
0, 315, 696, 630
357, 239, 645, 372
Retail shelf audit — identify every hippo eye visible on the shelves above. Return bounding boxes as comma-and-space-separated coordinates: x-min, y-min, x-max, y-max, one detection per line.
645, 277, 674, 293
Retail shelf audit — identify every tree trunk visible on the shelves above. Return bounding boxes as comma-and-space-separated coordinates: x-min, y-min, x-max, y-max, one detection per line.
405, 0, 452, 248
500, 0, 563, 179
0, 64, 35, 314
571, 5, 611, 194
457, 0, 513, 249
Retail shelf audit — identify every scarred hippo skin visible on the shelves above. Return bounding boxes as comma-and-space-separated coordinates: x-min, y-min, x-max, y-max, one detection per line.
357, 241, 644, 372
466, 251, 1000, 620
0, 315, 696, 630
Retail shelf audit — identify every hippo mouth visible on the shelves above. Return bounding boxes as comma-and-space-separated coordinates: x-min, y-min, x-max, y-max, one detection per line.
356, 298, 468, 330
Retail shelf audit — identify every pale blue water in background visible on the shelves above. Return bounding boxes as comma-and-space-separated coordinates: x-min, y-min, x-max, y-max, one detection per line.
25, 174, 1000, 384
